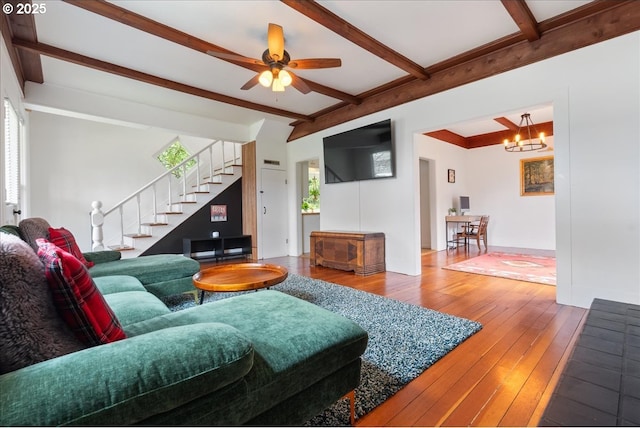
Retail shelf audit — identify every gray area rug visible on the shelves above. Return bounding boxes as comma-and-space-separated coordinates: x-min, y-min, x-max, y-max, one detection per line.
162, 273, 482, 425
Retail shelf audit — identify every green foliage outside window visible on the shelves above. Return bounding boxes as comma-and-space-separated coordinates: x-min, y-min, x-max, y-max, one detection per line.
157, 140, 196, 178
301, 176, 320, 212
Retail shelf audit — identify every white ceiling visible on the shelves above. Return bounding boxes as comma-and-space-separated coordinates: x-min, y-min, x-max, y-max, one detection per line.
27, 0, 589, 134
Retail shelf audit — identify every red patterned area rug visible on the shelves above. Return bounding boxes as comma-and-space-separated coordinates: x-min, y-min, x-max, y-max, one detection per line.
443, 252, 556, 285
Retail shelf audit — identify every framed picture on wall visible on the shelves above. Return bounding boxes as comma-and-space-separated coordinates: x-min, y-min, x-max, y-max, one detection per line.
521, 156, 554, 196
448, 169, 455, 183
210, 205, 227, 222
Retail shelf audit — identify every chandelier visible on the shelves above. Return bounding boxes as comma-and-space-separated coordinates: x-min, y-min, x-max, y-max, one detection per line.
503, 113, 547, 152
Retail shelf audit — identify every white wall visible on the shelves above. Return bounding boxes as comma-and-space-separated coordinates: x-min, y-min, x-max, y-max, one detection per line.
27, 112, 213, 251
24, 82, 250, 143
415, 134, 470, 250
468, 143, 556, 249
287, 31, 640, 308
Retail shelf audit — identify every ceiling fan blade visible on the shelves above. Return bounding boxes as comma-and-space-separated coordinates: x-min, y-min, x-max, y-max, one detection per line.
288, 71, 311, 94
240, 74, 261, 90
267, 23, 285, 62
206, 50, 265, 66
288, 58, 342, 69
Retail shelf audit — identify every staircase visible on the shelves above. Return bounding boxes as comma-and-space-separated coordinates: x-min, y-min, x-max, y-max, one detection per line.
90, 140, 242, 258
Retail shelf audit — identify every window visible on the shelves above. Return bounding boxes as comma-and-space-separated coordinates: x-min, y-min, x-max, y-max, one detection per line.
372, 150, 392, 177
301, 161, 320, 212
3, 98, 21, 206
156, 139, 195, 178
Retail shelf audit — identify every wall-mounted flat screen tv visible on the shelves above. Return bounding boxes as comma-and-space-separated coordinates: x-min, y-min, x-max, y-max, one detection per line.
323, 119, 395, 184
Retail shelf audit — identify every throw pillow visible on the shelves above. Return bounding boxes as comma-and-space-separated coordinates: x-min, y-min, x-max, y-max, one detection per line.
0, 232, 86, 374
18, 217, 51, 252
48, 227, 94, 268
36, 239, 126, 346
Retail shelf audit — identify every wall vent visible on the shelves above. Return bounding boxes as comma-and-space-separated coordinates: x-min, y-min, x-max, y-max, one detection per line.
264, 159, 280, 166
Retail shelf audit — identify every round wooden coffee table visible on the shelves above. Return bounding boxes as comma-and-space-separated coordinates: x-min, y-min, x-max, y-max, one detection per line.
192, 263, 288, 304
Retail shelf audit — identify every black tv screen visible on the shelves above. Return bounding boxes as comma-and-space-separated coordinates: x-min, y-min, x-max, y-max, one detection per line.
460, 196, 470, 211
323, 119, 395, 184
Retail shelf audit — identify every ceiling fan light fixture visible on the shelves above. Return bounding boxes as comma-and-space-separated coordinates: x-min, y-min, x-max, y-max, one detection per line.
279, 69, 292, 87
272, 77, 285, 92
504, 113, 548, 152
259, 70, 273, 87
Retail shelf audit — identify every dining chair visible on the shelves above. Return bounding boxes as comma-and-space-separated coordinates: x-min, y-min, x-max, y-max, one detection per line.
457, 215, 490, 250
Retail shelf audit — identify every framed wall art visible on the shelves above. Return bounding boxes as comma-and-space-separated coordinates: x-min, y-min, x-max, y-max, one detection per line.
210, 204, 227, 222
520, 156, 554, 196
448, 169, 455, 183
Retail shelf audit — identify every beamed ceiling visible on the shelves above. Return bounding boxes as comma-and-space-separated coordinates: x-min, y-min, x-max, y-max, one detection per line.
2, 0, 639, 143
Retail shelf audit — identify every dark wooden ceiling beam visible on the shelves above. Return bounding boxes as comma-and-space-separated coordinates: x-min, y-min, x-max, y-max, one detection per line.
281, 0, 430, 80
501, 0, 541, 41
0, 12, 25, 90
537, 0, 623, 32
424, 130, 467, 148
426, 120, 554, 149
288, 1, 640, 141
466, 121, 554, 149
63, 0, 361, 105
493, 117, 519, 131
11, 38, 313, 122
1, 0, 43, 86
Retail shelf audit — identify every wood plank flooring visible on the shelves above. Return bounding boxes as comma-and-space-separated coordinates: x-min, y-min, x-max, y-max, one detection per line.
263, 246, 587, 427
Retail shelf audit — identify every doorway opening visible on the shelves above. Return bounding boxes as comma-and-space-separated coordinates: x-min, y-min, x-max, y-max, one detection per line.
417, 105, 556, 284
419, 158, 436, 250
297, 159, 320, 255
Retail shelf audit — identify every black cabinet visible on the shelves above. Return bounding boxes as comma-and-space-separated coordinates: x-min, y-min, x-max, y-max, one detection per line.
183, 235, 252, 261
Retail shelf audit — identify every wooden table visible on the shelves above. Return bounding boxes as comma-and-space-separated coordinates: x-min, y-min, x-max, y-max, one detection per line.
192, 263, 288, 304
445, 215, 482, 249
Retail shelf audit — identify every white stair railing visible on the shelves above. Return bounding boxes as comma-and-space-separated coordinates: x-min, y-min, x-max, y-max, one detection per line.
91, 140, 242, 251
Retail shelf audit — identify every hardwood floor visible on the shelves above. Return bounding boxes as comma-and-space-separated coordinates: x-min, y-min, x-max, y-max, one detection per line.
263, 246, 587, 427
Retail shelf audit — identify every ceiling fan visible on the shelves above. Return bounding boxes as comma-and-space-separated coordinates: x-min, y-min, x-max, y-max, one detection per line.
207, 23, 341, 93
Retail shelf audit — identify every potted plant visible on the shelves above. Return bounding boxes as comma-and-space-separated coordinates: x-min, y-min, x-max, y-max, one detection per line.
448, 208, 457, 215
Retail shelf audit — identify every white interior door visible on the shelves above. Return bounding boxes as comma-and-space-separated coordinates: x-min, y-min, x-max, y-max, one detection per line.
260, 168, 288, 259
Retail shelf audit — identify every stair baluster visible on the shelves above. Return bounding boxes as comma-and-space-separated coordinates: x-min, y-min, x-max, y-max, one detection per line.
90, 200, 104, 251
208, 145, 214, 182
151, 183, 158, 224
221, 141, 226, 173
118, 205, 125, 248
135, 194, 142, 235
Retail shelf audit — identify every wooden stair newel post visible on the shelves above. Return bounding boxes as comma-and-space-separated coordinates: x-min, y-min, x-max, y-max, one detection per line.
90, 200, 105, 251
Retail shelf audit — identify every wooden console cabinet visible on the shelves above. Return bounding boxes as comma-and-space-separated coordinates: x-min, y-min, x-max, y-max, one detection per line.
310, 231, 385, 275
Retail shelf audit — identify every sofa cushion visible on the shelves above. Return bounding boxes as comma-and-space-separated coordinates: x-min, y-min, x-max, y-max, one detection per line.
94, 275, 147, 295
83, 250, 121, 264
89, 254, 199, 296
0, 232, 85, 374
105, 291, 172, 328
89, 254, 199, 284
48, 227, 94, 268
18, 217, 50, 251
37, 239, 126, 346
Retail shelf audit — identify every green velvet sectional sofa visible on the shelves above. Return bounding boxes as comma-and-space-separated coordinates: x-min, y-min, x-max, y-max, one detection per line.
0, 228, 369, 425
2, 217, 200, 298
